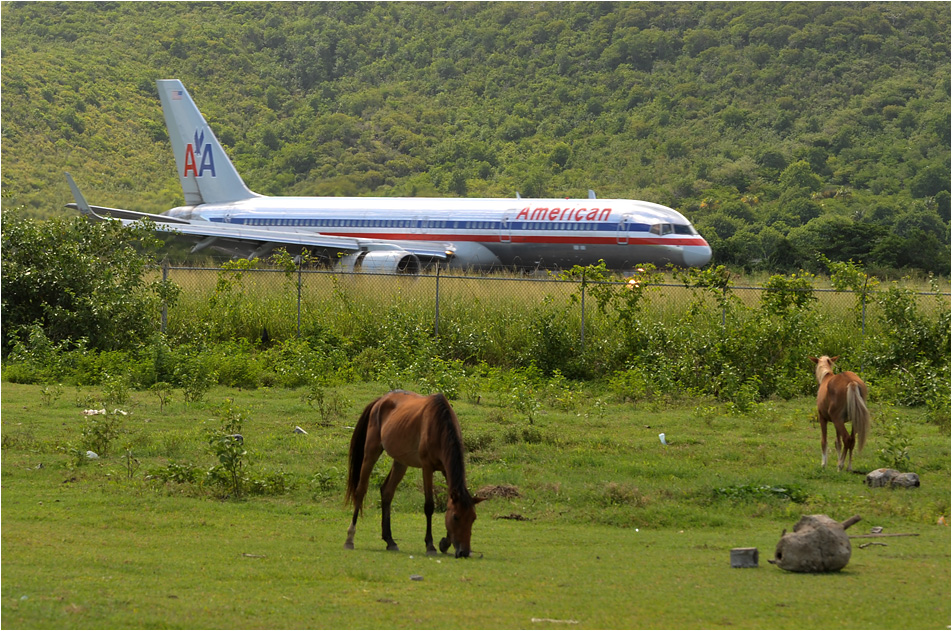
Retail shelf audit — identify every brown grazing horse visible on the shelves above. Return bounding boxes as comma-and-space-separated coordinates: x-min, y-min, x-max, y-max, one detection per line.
810, 355, 871, 471
344, 390, 483, 557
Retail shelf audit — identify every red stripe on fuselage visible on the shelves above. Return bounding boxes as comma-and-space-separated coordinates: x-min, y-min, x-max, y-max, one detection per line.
308, 232, 708, 246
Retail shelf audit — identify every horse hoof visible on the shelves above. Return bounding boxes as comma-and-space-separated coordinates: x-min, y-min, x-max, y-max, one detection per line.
439, 537, 451, 554
386, 544, 400, 552
426, 548, 438, 556
344, 542, 354, 550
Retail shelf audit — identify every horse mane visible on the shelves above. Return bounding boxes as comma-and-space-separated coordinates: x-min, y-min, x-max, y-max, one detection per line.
814, 355, 835, 384
429, 393, 473, 507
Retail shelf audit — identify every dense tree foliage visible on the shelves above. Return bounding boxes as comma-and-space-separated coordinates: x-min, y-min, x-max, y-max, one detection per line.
1, 2, 949, 274
1, 209, 173, 353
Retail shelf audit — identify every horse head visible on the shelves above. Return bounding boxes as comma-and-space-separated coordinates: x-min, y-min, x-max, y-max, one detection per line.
810, 355, 840, 383
439, 494, 484, 558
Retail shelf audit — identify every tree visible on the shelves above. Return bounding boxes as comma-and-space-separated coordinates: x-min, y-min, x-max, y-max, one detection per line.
1, 211, 175, 353
779, 160, 823, 193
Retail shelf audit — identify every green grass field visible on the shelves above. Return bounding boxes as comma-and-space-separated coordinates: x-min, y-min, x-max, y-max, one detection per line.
2, 382, 949, 629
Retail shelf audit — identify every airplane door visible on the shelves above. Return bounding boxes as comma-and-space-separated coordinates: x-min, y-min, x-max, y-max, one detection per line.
616, 214, 631, 244
500, 211, 512, 243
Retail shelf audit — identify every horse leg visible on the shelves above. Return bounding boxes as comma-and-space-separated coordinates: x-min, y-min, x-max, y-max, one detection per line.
820, 417, 829, 467
835, 421, 848, 471
345, 444, 383, 550
380, 462, 408, 551
421, 467, 439, 556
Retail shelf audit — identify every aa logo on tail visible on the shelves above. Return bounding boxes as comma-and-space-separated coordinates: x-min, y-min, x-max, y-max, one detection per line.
183, 129, 216, 178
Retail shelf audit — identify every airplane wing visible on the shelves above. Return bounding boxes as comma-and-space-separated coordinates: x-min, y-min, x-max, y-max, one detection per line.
65, 174, 454, 263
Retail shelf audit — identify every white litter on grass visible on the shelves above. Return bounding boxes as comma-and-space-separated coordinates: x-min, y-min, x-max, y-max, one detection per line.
86, 451, 99, 459
659, 433, 668, 446
83, 409, 106, 416
294, 426, 308, 434
531, 618, 579, 625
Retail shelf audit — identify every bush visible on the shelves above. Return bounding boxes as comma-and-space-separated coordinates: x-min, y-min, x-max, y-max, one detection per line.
1, 210, 175, 354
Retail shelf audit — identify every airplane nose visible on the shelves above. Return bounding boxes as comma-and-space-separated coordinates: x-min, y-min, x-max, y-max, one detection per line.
682, 244, 712, 267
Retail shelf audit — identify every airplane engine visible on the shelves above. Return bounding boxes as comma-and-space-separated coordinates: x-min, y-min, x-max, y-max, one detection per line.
338, 250, 421, 274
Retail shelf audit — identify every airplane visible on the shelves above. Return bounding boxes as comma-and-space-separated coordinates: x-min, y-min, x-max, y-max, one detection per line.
67, 79, 711, 273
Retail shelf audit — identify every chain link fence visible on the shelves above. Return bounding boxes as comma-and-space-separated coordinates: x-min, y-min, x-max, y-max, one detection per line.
159, 263, 951, 353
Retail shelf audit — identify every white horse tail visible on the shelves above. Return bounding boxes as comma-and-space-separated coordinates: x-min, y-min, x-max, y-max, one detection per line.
847, 382, 870, 453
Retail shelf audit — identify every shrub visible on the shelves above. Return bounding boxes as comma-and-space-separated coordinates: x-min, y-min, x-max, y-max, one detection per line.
1, 210, 173, 353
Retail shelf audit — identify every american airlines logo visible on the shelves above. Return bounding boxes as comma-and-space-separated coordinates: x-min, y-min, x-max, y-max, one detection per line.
183, 129, 216, 178
515, 206, 612, 222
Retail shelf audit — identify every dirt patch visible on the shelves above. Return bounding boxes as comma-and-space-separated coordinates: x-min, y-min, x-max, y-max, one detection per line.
477, 484, 521, 499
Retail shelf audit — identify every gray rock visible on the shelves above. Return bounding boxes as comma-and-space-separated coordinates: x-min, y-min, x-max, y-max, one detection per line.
770, 514, 861, 573
865, 468, 920, 488
890, 472, 920, 488
865, 468, 900, 487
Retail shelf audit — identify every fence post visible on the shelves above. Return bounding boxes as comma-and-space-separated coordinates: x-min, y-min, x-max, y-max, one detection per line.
297, 261, 303, 338
161, 258, 169, 334
580, 269, 586, 353
722, 285, 727, 327
434, 264, 441, 338
861, 275, 868, 336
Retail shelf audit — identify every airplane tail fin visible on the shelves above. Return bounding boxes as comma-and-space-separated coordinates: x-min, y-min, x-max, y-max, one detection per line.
156, 79, 258, 205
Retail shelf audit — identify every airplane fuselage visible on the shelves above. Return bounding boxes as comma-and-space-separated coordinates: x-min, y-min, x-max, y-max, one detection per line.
168, 195, 711, 270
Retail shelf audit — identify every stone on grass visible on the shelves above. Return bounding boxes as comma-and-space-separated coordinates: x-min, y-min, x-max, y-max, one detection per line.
769, 514, 861, 573
865, 468, 920, 488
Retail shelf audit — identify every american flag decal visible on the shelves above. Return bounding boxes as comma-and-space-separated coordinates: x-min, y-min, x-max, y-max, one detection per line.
172, 90, 183, 100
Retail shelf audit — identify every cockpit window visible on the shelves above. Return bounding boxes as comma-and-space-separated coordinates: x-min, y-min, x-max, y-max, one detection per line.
651, 223, 695, 236
650, 223, 674, 235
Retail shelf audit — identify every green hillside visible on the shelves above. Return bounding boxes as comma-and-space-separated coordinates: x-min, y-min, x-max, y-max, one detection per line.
1, 1, 949, 274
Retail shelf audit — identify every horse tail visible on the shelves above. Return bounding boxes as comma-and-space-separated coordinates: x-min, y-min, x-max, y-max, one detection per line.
345, 397, 378, 510
847, 382, 870, 453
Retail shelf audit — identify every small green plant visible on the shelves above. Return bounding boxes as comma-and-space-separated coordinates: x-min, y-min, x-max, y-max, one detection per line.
122, 449, 140, 479
80, 412, 124, 457
177, 355, 217, 405
39, 384, 63, 407
100, 373, 130, 407
148, 461, 203, 485
247, 469, 294, 496
547, 369, 582, 411
151, 382, 174, 412
206, 402, 250, 499
510, 385, 542, 425
302, 384, 349, 426
309, 467, 342, 498
57, 441, 90, 470
713, 483, 808, 503
878, 405, 912, 470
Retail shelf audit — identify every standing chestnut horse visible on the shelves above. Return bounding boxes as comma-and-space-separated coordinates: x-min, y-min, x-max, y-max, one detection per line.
344, 391, 482, 557
810, 356, 871, 471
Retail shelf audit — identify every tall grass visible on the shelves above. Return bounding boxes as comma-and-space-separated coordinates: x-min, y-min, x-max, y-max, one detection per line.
6, 265, 949, 414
